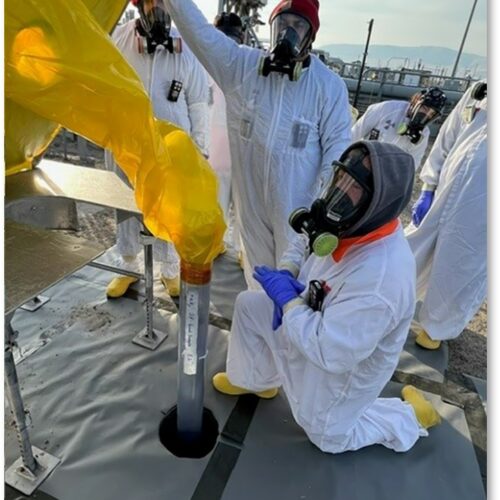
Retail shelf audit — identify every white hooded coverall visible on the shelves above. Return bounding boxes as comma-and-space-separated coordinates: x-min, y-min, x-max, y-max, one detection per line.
351, 100, 429, 170
105, 20, 209, 278
405, 86, 487, 341
164, 0, 352, 288
227, 226, 426, 453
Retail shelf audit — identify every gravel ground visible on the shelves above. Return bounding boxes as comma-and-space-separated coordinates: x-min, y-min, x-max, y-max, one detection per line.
44, 133, 487, 380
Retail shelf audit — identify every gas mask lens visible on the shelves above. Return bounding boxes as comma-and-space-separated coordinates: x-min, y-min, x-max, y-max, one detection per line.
138, 0, 170, 35
270, 13, 311, 61
409, 104, 439, 129
324, 167, 366, 222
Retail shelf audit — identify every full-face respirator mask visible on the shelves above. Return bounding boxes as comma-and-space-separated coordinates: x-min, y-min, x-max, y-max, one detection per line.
397, 87, 447, 144
258, 12, 312, 81
289, 148, 373, 256
133, 0, 182, 54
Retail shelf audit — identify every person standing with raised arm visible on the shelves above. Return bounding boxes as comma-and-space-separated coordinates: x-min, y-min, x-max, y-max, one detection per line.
163, 0, 352, 288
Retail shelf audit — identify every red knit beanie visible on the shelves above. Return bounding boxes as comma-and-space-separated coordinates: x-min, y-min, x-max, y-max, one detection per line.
269, 0, 320, 39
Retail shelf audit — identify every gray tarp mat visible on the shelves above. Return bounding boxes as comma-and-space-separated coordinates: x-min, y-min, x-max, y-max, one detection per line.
223, 383, 485, 500
398, 330, 448, 383
6, 293, 234, 500
464, 374, 487, 412
5, 254, 485, 500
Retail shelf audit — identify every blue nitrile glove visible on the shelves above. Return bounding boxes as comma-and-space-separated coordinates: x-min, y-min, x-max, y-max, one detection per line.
255, 265, 294, 279
411, 190, 435, 227
253, 266, 306, 330
253, 266, 305, 308
272, 306, 284, 331
278, 269, 295, 279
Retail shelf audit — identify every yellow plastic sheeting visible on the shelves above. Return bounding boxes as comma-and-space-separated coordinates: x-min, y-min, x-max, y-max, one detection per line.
5, 0, 225, 266
5, 100, 61, 175
5, 0, 127, 175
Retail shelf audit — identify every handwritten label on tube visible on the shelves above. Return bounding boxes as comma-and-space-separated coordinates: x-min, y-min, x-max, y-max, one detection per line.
183, 290, 199, 375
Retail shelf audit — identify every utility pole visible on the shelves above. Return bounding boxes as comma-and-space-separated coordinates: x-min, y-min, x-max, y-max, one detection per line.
451, 0, 479, 78
353, 19, 374, 109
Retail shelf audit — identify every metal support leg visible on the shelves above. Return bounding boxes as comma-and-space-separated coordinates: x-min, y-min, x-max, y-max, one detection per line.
4, 317, 60, 495
132, 229, 168, 350
20, 295, 50, 312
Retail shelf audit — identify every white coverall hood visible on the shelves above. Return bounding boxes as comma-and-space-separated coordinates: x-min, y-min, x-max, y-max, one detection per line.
343, 140, 415, 237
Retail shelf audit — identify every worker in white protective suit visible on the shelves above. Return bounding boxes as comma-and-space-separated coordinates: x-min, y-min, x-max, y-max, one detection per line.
208, 12, 245, 253
405, 81, 487, 350
213, 141, 441, 454
163, 0, 352, 289
351, 87, 447, 170
105, 0, 209, 298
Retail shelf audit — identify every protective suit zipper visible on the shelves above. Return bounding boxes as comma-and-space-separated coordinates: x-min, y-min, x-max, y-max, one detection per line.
263, 76, 286, 206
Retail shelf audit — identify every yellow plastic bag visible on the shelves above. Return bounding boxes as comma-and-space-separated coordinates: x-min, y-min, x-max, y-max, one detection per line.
5, 0, 225, 266
5, 0, 127, 175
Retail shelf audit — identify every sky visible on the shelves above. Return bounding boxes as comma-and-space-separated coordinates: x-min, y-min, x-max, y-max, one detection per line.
190, 0, 487, 56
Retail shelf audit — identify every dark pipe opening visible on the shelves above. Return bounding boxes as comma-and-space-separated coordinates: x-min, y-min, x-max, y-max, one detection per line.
159, 406, 219, 458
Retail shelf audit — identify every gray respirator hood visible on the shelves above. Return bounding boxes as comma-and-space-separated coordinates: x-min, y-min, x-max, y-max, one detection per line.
343, 140, 415, 237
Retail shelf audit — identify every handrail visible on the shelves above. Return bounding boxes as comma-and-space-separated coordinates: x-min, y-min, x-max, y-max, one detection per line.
333, 63, 475, 93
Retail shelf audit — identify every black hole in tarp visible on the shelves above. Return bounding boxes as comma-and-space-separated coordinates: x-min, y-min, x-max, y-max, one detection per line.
159, 406, 219, 458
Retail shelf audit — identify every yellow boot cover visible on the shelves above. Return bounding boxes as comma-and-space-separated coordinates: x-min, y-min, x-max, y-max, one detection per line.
212, 373, 278, 399
160, 275, 181, 298
401, 385, 441, 429
106, 276, 138, 299
415, 330, 442, 350
5, 0, 225, 268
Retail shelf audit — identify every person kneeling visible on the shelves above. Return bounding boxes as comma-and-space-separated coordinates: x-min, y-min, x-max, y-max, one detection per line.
213, 141, 440, 453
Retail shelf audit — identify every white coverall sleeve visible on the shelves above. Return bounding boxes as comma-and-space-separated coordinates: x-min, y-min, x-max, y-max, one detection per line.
184, 49, 210, 156
317, 81, 352, 191
164, 0, 250, 93
283, 294, 395, 374
278, 233, 308, 277
350, 104, 379, 142
419, 94, 468, 186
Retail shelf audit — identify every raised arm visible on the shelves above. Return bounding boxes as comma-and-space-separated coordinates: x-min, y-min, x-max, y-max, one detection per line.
164, 0, 256, 92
